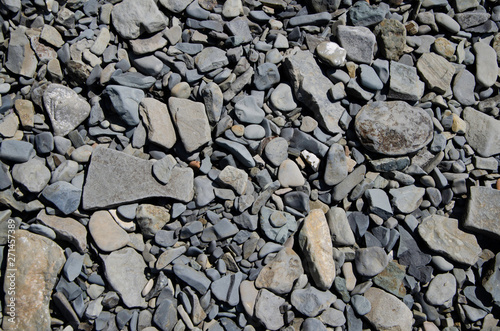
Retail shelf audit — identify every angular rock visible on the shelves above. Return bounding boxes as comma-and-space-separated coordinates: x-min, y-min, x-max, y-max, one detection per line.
140, 98, 176, 150
374, 19, 406, 61
218, 165, 248, 195
43, 84, 91, 136
389, 185, 426, 214
418, 215, 482, 265
37, 210, 88, 253
211, 272, 243, 306
324, 144, 348, 186
463, 107, 500, 157
201, 82, 223, 124
6, 28, 37, 78
234, 96, 265, 124
332, 164, 366, 201
104, 247, 148, 308
365, 189, 393, 220
168, 97, 211, 153
255, 247, 304, 294
416, 53, 455, 94
254, 289, 285, 331
326, 207, 355, 246
355, 101, 433, 156
41, 181, 82, 215
112, 0, 167, 39
355, 247, 389, 277
364, 287, 413, 331
291, 286, 336, 317
388, 61, 425, 101
2, 230, 65, 331
83, 147, 194, 209
337, 25, 376, 64
195, 47, 229, 73
349, 1, 388, 27
173, 264, 211, 295
483, 252, 500, 305
105, 85, 145, 127
12, 158, 50, 193
153, 297, 178, 331
285, 50, 345, 134
215, 138, 256, 168
453, 69, 476, 106
299, 209, 336, 290
254, 63, 280, 91
464, 186, 500, 239
89, 210, 130, 252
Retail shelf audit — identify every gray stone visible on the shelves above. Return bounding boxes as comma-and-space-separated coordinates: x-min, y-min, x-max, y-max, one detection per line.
211, 272, 243, 306
234, 96, 265, 124
82, 147, 194, 209
194, 176, 215, 207
111, 72, 156, 89
319, 308, 346, 327
140, 98, 176, 150
483, 252, 500, 305
285, 50, 345, 134
327, 207, 355, 246
5, 28, 38, 78
365, 189, 393, 219
299, 209, 336, 290
288, 12, 331, 27
218, 165, 248, 195
278, 159, 305, 188
355, 247, 389, 277
332, 165, 366, 202
225, 17, 253, 43
455, 11, 491, 29
12, 158, 50, 193
254, 63, 280, 90
355, 101, 433, 156
260, 207, 297, 244
112, 0, 167, 39
89, 210, 129, 252
173, 264, 211, 295
264, 137, 288, 167
389, 185, 426, 214
418, 215, 482, 266
337, 25, 376, 64
453, 69, 476, 106
473, 42, 499, 88
105, 85, 145, 127
291, 286, 336, 317
0, 140, 33, 163
254, 289, 285, 331
435, 12, 461, 34
159, 0, 193, 13
463, 107, 500, 157
417, 53, 455, 94
425, 273, 456, 306
136, 204, 171, 238
244, 125, 266, 140
1, 0, 21, 12
215, 138, 256, 168
212, 218, 239, 240
152, 155, 177, 185
43, 84, 91, 136
130, 54, 164, 76
36, 210, 88, 253
364, 287, 413, 331
195, 47, 229, 73
63, 252, 84, 282
351, 295, 371, 316
270, 83, 297, 111
168, 97, 211, 153
42, 181, 81, 215
324, 144, 348, 186
359, 64, 384, 91
374, 19, 407, 61
130, 32, 168, 55
201, 82, 223, 124
256, 247, 303, 294
388, 61, 425, 101
349, 1, 388, 26
34, 132, 54, 154
464, 186, 500, 239
104, 247, 148, 308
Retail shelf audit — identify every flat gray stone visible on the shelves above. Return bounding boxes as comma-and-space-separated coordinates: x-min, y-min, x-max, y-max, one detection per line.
195, 47, 229, 73
364, 287, 412, 331
337, 25, 376, 64
218, 165, 248, 195
324, 144, 348, 186
215, 138, 256, 168
327, 207, 355, 246
234, 96, 265, 124
5, 27, 37, 78
291, 286, 336, 317
104, 247, 148, 308
43, 84, 91, 136
453, 69, 476, 106
173, 264, 211, 295
417, 52, 455, 94
254, 63, 280, 91
355, 101, 433, 156
89, 210, 129, 252
201, 82, 223, 124
42, 181, 82, 215
389, 185, 426, 214
136, 204, 171, 238
140, 98, 176, 150
355, 247, 389, 277
211, 272, 243, 306
12, 158, 50, 193
425, 273, 456, 306
112, 0, 167, 39
264, 137, 288, 167
82, 147, 194, 209
332, 165, 366, 202
464, 186, 500, 239
483, 252, 500, 305
388, 61, 425, 101
254, 289, 285, 331
365, 189, 393, 220
36, 210, 88, 253
255, 247, 303, 294
152, 155, 177, 185
278, 159, 305, 188
463, 107, 500, 157
270, 83, 297, 111
474, 42, 498, 87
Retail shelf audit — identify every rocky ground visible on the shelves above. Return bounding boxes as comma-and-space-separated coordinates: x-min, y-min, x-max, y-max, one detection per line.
0, 0, 500, 330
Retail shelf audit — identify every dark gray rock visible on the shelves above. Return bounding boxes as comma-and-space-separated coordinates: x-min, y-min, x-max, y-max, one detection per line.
105, 85, 145, 126
42, 181, 81, 215
173, 264, 211, 295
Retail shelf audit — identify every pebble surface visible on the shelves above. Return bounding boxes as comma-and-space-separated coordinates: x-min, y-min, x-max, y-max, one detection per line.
1, 0, 500, 330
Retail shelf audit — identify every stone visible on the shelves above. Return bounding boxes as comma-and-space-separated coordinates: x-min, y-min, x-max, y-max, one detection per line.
464, 186, 500, 239
285, 50, 345, 134
324, 144, 348, 186
218, 165, 248, 195
270, 83, 297, 111
260, 207, 297, 244
6, 28, 38, 78
0, 113, 19, 138
222, 0, 243, 18
211, 272, 243, 306
375, 19, 406, 61
41, 181, 82, 215
463, 107, 500, 157
349, 1, 388, 27
37, 210, 88, 253
234, 96, 265, 124
299, 209, 336, 290
111, 72, 156, 89
112, 0, 167, 39
264, 137, 288, 167
195, 47, 229, 73
351, 295, 371, 316
418, 215, 482, 265
40, 25, 64, 48
327, 207, 355, 246
355, 247, 389, 277
473, 42, 499, 88
290, 286, 336, 317
152, 155, 177, 184
90, 28, 110, 56
453, 69, 476, 106
355, 101, 433, 156
83, 147, 194, 209
417, 53, 455, 94
254, 289, 285, 330
104, 247, 148, 308
254, 63, 280, 91
425, 273, 456, 306
105, 85, 145, 127
364, 287, 413, 331
483, 252, 500, 305
359, 64, 384, 90
63, 252, 84, 282
373, 261, 407, 298
168, 97, 211, 153
319, 308, 346, 327
2, 230, 65, 331
302, 318, 327, 331
12, 158, 50, 193
89, 210, 129, 252
136, 204, 171, 238
201, 82, 223, 124
337, 25, 376, 64
43, 84, 91, 136
278, 159, 305, 188
215, 138, 256, 168
388, 61, 425, 101
389, 185, 426, 214
435, 13, 461, 34
316, 42, 347, 67
288, 12, 331, 26
255, 247, 304, 294
129, 32, 168, 55
173, 264, 211, 295
14, 99, 35, 129
365, 189, 393, 219
332, 164, 366, 202
140, 98, 176, 150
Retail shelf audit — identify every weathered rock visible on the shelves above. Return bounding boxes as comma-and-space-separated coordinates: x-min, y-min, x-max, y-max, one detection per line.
375, 19, 407, 61
104, 247, 148, 308
299, 209, 336, 290
364, 287, 413, 331
218, 165, 248, 195
255, 247, 304, 294
483, 252, 500, 305
463, 107, 500, 157
291, 286, 336, 317
355, 247, 389, 277
416, 53, 455, 94
195, 47, 229, 73
105, 85, 144, 127
41, 181, 82, 215
326, 207, 355, 246
473, 42, 498, 88
425, 273, 456, 306
388, 61, 425, 101
285, 50, 345, 134
418, 215, 482, 265
324, 144, 348, 186
337, 25, 376, 64
464, 186, 500, 239
6, 28, 38, 78
2, 230, 65, 331
89, 210, 130, 252
43, 84, 91, 136
37, 210, 88, 253
355, 101, 433, 156
389, 185, 426, 214
136, 204, 171, 238
254, 289, 285, 330
11, 158, 50, 193
112, 0, 168, 39
140, 98, 176, 150
83, 147, 194, 209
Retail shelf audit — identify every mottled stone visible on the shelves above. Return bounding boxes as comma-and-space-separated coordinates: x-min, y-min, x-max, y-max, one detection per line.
417, 52, 455, 94
36, 210, 88, 253
140, 98, 176, 150
256, 247, 304, 294
364, 287, 413, 331
464, 186, 500, 239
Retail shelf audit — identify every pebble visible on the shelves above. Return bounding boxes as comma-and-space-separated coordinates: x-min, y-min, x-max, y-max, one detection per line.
89, 210, 129, 252
278, 159, 304, 187
355, 247, 389, 277
425, 273, 457, 306
12, 158, 50, 193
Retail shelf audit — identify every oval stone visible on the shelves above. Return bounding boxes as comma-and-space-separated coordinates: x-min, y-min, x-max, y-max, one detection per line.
355, 101, 433, 156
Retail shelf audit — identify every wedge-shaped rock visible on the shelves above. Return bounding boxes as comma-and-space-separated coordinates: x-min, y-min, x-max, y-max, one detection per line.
364, 287, 413, 331
464, 186, 500, 239
5, 28, 37, 78
417, 52, 455, 94
418, 215, 481, 265
255, 247, 304, 294
285, 50, 345, 134
82, 147, 194, 209
355, 101, 433, 156
37, 210, 88, 253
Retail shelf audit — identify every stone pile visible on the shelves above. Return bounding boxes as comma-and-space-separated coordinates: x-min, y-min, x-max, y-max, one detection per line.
0, 0, 500, 330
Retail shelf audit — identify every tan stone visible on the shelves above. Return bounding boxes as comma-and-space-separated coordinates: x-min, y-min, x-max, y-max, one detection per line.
37, 209, 88, 253
255, 247, 304, 294
364, 287, 413, 331
140, 98, 177, 150
89, 210, 129, 252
